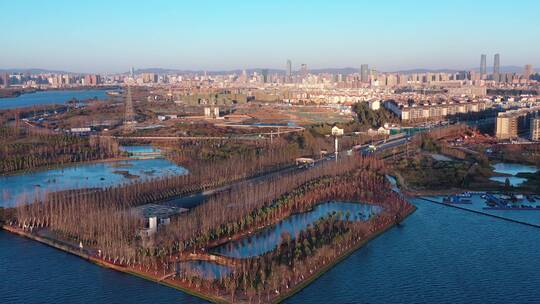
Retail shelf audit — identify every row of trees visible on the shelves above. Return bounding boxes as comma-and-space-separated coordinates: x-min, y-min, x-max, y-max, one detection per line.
8, 149, 413, 303
159, 161, 412, 303
0, 125, 121, 174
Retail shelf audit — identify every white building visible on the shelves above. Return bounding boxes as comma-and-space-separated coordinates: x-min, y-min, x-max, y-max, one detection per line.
368, 100, 381, 110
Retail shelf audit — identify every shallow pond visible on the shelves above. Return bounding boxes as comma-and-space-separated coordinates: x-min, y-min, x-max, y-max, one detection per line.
177, 261, 230, 280
0, 158, 187, 207
211, 201, 382, 258
489, 162, 539, 186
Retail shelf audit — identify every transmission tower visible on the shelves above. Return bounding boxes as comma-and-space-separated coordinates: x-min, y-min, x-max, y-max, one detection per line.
124, 85, 135, 126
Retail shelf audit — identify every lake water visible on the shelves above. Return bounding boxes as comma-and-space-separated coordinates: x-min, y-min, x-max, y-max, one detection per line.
489, 162, 539, 186
0, 89, 110, 110
212, 201, 382, 258
120, 145, 161, 154
423, 194, 540, 226
178, 261, 230, 280
287, 197, 540, 303
0, 158, 187, 207
2, 197, 540, 303
492, 162, 539, 175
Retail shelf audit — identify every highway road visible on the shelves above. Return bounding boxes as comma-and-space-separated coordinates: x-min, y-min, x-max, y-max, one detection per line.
159, 134, 412, 209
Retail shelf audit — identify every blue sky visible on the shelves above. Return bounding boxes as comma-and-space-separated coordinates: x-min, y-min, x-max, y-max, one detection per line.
1, 0, 539, 73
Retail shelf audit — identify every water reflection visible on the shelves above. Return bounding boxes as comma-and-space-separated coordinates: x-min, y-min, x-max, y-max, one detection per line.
212, 201, 381, 258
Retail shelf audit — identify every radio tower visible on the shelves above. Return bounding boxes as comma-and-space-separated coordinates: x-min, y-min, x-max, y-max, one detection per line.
124, 85, 135, 127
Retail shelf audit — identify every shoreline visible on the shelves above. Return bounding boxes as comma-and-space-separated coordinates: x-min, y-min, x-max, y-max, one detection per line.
0, 87, 119, 100
1, 205, 416, 304
272, 205, 417, 304
415, 196, 540, 229
0, 225, 227, 303
0, 156, 143, 178
392, 170, 539, 197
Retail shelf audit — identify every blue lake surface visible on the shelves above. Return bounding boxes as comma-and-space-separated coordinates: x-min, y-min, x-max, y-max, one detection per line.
489, 176, 528, 186
120, 145, 161, 154
2, 197, 539, 303
287, 197, 540, 303
0, 89, 110, 109
212, 201, 381, 258
492, 162, 539, 175
490, 162, 539, 186
0, 158, 187, 207
178, 261, 231, 280
424, 194, 540, 226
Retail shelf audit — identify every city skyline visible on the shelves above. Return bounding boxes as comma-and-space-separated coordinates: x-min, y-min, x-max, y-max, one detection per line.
1, 0, 539, 73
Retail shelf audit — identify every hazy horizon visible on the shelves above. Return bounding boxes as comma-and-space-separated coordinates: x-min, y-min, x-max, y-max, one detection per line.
0, 65, 537, 75
1, 0, 539, 73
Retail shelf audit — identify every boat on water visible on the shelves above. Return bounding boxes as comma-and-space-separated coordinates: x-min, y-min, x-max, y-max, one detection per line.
484, 205, 540, 211
457, 192, 472, 198
483, 192, 540, 210
106, 90, 122, 96
443, 194, 472, 204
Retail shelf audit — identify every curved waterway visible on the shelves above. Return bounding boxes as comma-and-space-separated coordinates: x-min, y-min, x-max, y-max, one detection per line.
2, 197, 539, 303
0, 89, 110, 110
212, 201, 381, 258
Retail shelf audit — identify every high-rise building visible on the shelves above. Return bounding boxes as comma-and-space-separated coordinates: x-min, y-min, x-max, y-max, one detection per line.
142, 73, 158, 83
240, 69, 247, 83
480, 54, 487, 78
531, 117, 540, 141
360, 64, 369, 83
496, 115, 518, 140
493, 53, 500, 82
261, 69, 269, 83
1, 73, 9, 88
83, 74, 100, 86
286, 59, 292, 83
524, 64, 533, 81
130, 67, 135, 78
300, 64, 308, 79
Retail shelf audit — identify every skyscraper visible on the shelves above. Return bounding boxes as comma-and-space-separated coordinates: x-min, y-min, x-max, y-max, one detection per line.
524, 64, 533, 80
241, 69, 247, 83
360, 64, 369, 83
1, 73, 9, 88
286, 59, 292, 83
480, 54, 487, 78
300, 64, 308, 79
493, 54, 500, 82
261, 69, 269, 83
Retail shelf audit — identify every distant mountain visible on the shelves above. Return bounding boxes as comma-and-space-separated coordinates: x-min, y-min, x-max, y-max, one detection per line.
0, 68, 72, 74
134, 67, 361, 75
470, 65, 533, 73
395, 66, 538, 74
393, 68, 461, 74
134, 68, 286, 75
1, 66, 538, 75
137, 66, 539, 75
309, 67, 359, 74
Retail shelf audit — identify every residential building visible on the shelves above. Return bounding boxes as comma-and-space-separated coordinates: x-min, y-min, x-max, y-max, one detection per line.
531, 117, 540, 141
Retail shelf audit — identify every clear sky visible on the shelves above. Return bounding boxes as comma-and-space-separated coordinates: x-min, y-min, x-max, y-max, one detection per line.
1, 0, 539, 73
